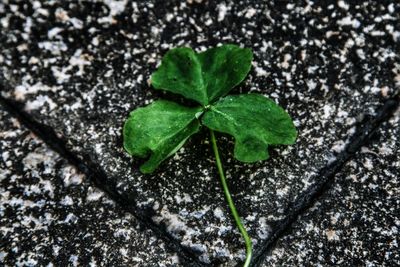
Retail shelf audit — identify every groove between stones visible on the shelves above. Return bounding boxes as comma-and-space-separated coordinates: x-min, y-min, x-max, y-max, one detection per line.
0, 95, 205, 267
1, 93, 398, 267
252, 95, 400, 267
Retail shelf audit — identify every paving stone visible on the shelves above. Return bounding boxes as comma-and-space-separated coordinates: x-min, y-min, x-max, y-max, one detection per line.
263, 108, 400, 266
0, 106, 189, 266
0, 1, 399, 264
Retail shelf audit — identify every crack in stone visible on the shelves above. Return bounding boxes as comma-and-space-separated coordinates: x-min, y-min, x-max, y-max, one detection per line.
3, 93, 398, 267
0, 95, 205, 267
252, 96, 400, 267
1, 90, 399, 267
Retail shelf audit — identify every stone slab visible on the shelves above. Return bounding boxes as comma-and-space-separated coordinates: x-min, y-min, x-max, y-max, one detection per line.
1, 1, 399, 264
262, 107, 400, 266
0, 106, 190, 266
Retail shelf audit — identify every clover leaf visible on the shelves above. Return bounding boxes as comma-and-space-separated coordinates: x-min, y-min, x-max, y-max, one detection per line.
202, 94, 297, 162
123, 44, 297, 266
151, 44, 253, 105
123, 100, 202, 173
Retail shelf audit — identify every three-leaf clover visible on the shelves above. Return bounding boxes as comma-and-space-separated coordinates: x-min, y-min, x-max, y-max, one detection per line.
123, 44, 297, 266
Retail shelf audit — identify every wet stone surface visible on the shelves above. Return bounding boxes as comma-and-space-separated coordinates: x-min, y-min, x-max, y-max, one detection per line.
263, 108, 400, 266
0, 1, 399, 264
0, 106, 187, 266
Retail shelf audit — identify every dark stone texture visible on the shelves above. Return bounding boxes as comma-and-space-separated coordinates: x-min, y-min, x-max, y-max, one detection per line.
1, 0, 399, 264
263, 108, 400, 266
0, 106, 187, 266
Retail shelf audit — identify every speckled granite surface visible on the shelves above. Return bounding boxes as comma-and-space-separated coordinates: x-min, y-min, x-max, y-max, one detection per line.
0, 106, 189, 266
263, 108, 400, 266
0, 0, 399, 265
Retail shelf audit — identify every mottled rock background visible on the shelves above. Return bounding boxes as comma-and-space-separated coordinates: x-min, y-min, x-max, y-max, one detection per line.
0, 0, 399, 266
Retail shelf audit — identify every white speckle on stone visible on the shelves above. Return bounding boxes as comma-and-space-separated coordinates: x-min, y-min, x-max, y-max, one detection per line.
306, 79, 317, 90
281, 54, 291, 69
91, 36, 99, 46
190, 206, 210, 219
187, 0, 203, 4
64, 213, 78, 224
393, 65, 400, 89
28, 56, 39, 65
55, 8, 70, 22
69, 255, 79, 266
257, 217, 271, 239
215, 246, 231, 258
217, 225, 232, 236
86, 188, 104, 202
51, 66, 71, 84
326, 31, 340, 38
198, 254, 211, 264
152, 201, 160, 210
153, 206, 188, 235
104, 0, 127, 16
152, 205, 206, 260
276, 186, 289, 197
356, 49, 366, 60
337, 110, 349, 118
41, 180, 55, 198
174, 193, 193, 204
38, 40, 68, 54
25, 95, 57, 111
16, 257, 38, 267
245, 8, 257, 19
69, 49, 92, 76
98, 0, 127, 24
213, 207, 225, 220
1, 14, 10, 28
14, 82, 59, 101
114, 229, 130, 239
17, 43, 28, 52
378, 144, 393, 156
388, 3, 395, 13
151, 26, 161, 37
363, 158, 374, 170
95, 143, 103, 155
104, 69, 114, 78
165, 13, 174, 22
69, 17, 84, 29
0, 252, 7, 262
325, 229, 340, 241
60, 196, 74, 206
286, 3, 295, 10
370, 30, 385, 37
331, 140, 346, 153
62, 166, 84, 186
246, 214, 256, 222
70, 100, 82, 111
255, 66, 268, 77
217, 3, 228, 22
337, 16, 361, 28
337, 0, 349, 10
47, 27, 63, 39
167, 254, 180, 264
322, 104, 333, 119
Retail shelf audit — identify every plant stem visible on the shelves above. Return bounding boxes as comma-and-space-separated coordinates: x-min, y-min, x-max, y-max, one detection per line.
210, 130, 252, 267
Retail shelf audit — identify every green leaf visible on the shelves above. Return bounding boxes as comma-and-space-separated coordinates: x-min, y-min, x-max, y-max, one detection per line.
197, 44, 253, 103
202, 94, 297, 162
151, 48, 207, 105
123, 100, 202, 173
151, 44, 253, 105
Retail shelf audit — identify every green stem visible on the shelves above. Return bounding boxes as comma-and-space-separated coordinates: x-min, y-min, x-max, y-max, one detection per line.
210, 130, 252, 267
